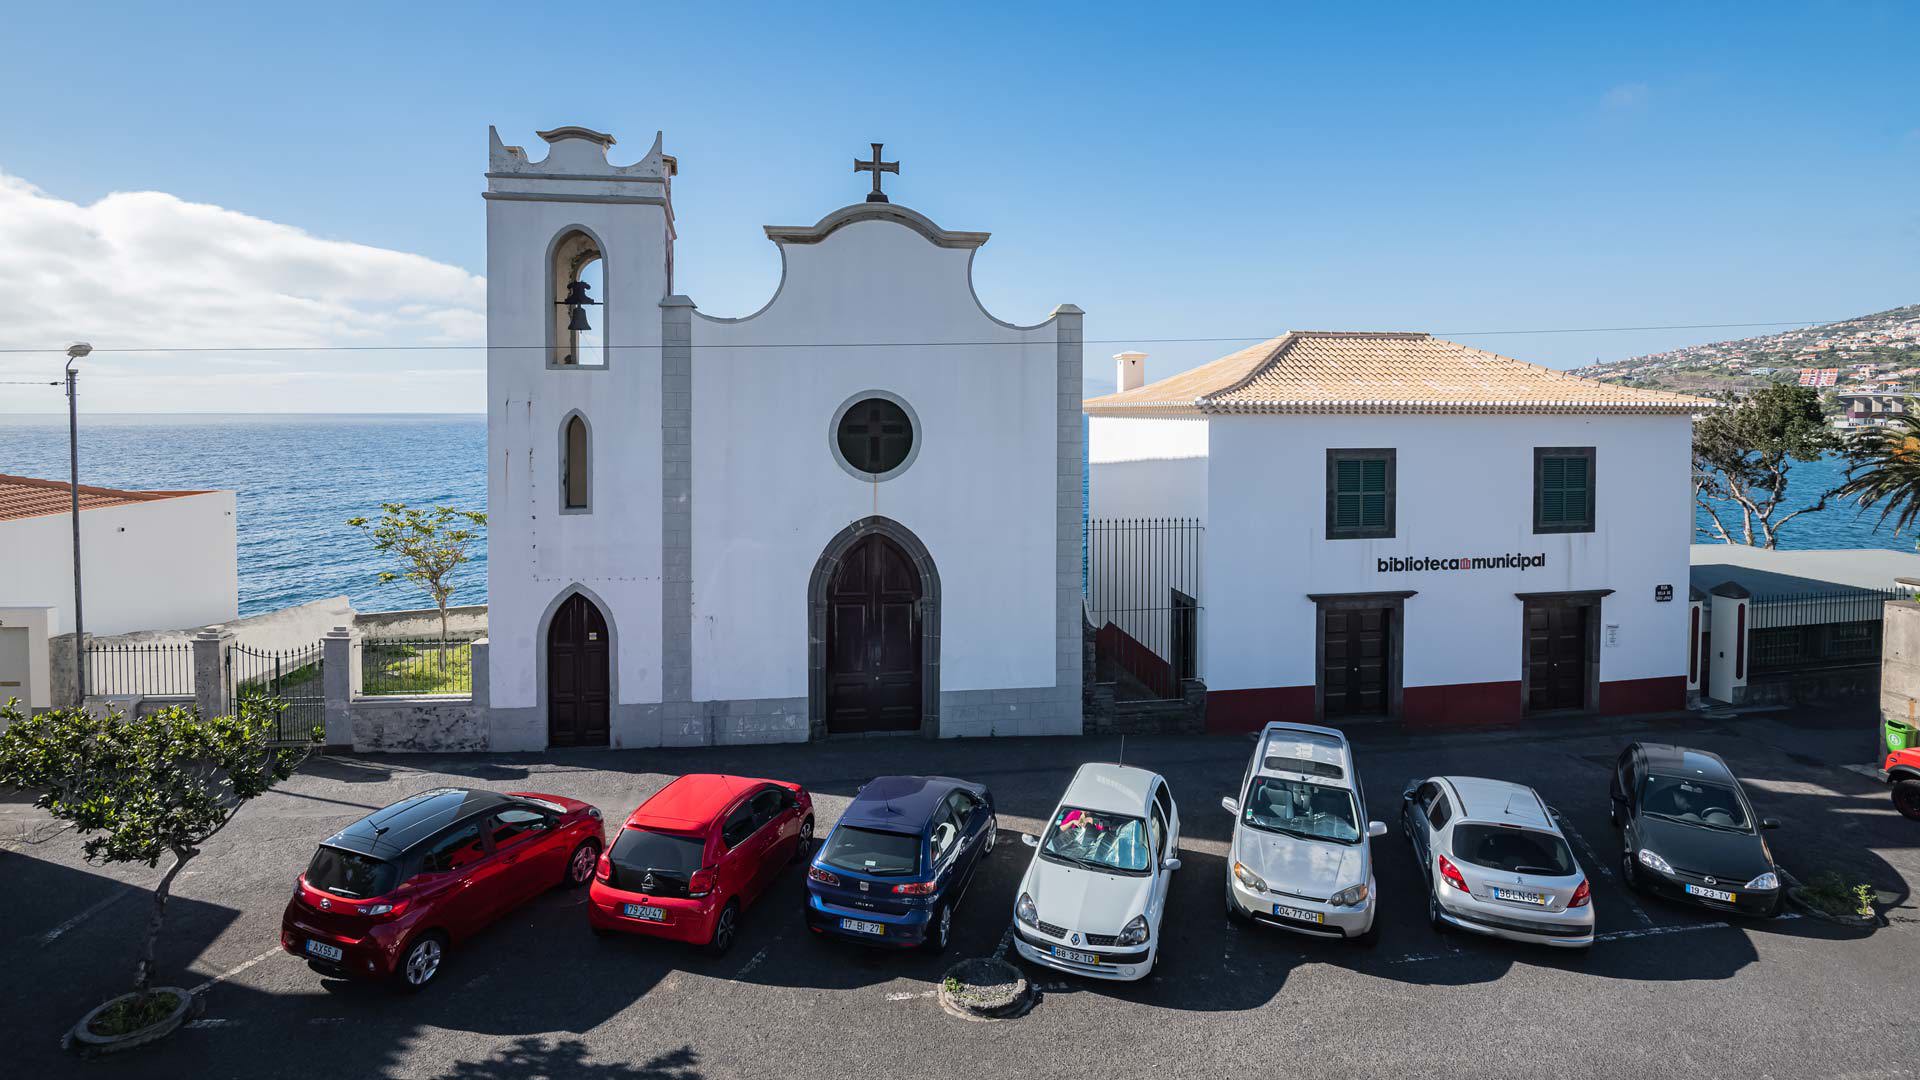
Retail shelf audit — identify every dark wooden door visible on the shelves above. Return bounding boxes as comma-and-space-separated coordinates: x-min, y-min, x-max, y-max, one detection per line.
1525, 601, 1590, 712
826, 535, 922, 734
1323, 607, 1390, 718
548, 593, 610, 747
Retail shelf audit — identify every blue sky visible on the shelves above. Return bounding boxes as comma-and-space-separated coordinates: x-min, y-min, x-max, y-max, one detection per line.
0, 1, 1915, 412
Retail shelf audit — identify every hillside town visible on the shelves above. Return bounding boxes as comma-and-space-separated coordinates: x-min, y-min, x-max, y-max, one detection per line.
1574, 304, 1920, 429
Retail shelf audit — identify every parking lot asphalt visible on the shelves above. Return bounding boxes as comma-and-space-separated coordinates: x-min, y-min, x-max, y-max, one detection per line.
4, 704, 1916, 1080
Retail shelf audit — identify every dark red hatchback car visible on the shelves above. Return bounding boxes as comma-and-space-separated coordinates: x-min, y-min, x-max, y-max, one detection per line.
589, 774, 812, 955
282, 787, 605, 990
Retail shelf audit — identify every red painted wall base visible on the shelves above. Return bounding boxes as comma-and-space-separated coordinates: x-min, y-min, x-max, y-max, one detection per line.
1206, 675, 1687, 732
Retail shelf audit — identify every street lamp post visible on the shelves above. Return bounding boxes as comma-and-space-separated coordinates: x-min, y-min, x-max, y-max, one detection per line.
65, 342, 91, 703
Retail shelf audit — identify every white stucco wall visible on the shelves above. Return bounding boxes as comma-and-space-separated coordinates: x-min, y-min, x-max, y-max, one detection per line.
1200, 412, 1693, 694
1087, 416, 1209, 521
0, 491, 237, 638
690, 218, 1064, 702
484, 186, 669, 712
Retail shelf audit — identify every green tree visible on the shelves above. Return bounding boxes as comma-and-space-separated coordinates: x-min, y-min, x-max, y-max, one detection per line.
1834, 411, 1920, 539
1693, 383, 1844, 547
347, 503, 487, 662
0, 699, 311, 1008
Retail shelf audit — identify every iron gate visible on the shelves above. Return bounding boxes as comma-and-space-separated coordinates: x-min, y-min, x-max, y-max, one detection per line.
228, 641, 324, 743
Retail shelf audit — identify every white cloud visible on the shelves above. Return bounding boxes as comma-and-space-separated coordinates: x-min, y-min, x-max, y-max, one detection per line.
0, 170, 486, 412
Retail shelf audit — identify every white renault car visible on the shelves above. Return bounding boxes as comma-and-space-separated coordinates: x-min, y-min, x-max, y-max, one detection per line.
1011, 763, 1180, 981
1222, 722, 1387, 944
1401, 775, 1595, 951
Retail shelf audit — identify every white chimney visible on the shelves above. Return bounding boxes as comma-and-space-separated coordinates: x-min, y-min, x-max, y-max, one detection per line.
1115, 351, 1148, 392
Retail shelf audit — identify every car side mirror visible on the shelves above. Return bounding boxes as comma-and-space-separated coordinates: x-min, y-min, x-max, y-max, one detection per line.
1220, 796, 1240, 816
1368, 821, 1388, 839
1761, 818, 1781, 830
1021, 833, 1040, 848
1162, 857, 1182, 871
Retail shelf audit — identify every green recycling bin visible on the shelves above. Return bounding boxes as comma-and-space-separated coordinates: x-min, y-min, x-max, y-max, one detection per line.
1888, 720, 1916, 755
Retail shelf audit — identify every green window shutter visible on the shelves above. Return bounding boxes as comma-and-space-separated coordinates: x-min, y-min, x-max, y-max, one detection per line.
1538, 452, 1591, 527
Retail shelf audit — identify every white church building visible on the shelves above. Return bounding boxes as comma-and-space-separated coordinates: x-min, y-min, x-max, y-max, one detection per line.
483, 127, 1082, 749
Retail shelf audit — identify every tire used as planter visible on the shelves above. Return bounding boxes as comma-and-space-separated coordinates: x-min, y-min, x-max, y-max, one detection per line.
67, 987, 198, 1056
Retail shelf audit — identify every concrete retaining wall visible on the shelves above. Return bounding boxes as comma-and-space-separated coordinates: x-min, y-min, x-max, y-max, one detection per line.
1881, 601, 1920, 752
354, 605, 488, 640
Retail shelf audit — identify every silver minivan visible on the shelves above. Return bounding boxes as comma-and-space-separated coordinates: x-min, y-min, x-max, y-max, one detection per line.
1401, 775, 1595, 951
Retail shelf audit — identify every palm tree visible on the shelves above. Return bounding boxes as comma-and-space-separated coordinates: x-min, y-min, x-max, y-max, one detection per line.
1835, 412, 1920, 538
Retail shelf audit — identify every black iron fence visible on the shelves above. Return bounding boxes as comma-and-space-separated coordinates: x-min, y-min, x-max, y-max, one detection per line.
1747, 587, 1903, 674
358, 636, 475, 696
1085, 517, 1202, 699
229, 642, 324, 743
85, 641, 195, 697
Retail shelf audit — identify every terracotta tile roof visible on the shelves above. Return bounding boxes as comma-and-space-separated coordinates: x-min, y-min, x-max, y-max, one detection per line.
1083, 332, 1714, 416
0, 474, 210, 524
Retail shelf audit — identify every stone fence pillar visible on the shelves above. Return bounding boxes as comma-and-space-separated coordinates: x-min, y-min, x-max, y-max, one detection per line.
193, 630, 232, 719
49, 632, 88, 709
1880, 600, 1920, 761
470, 638, 490, 712
321, 626, 354, 749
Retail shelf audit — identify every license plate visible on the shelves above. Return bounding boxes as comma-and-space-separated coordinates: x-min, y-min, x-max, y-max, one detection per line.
304, 939, 343, 962
1052, 945, 1100, 965
1274, 904, 1325, 924
839, 918, 885, 936
1492, 887, 1548, 906
1685, 884, 1736, 902
622, 903, 666, 922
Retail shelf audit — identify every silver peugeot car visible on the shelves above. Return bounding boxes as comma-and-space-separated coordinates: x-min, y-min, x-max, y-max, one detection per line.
1401, 775, 1595, 951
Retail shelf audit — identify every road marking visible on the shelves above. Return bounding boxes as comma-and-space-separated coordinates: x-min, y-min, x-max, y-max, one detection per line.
186, 947, 285, 997
1556, 815, 1653, 926
886, 989, 938, 1002
40, 889, 129, 946
1383, 912, 1802, 964
184, 1018, 234, 1030
734, 947, 771, 978
991, 925, 1013, 961
307, 1017, 347, 1025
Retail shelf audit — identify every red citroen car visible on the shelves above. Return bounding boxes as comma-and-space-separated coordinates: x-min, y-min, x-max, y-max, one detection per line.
588, 774, 813, 955
282, 788, 605, 990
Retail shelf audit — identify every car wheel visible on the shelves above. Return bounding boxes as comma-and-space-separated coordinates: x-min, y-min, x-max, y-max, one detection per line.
1621, 850, 1643, 893
793, 818, 814, 863
1224, 887, 1252, 926
564, 840, 600, 888
397, 932, 446, 992
984, 819, 997, 855
925, 903, 954, 954
705, 901, 740, 957
1893, 779, 1920, 822
1427, 890, 1449, 934
1353, 915, 1380, 948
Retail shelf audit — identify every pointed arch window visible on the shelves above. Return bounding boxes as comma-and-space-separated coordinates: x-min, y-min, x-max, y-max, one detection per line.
550, 228, 606, 368
562, 413, 591, 512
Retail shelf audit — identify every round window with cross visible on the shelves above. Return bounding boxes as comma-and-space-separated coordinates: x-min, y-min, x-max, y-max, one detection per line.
831, 392, 919, 481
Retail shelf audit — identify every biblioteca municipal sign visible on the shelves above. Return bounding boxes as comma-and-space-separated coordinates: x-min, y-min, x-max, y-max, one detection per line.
1377, 553, 1549, 574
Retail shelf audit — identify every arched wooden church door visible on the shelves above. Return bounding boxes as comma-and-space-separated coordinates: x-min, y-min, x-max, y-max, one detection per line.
825, 534, 922, 734
548, 593, 610, 747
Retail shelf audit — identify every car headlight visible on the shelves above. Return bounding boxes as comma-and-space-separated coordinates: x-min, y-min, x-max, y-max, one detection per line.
1016, 892, 1038, 928
1744, 872, 1779, 891
1330, 881, 1370, 907
1637, 848, 1674, 875
1232, 861, 1268, 894
1115, 914, 1151, 946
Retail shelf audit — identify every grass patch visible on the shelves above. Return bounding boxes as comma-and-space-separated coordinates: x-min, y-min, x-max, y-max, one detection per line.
86, 991, 181, 1037
363, 641, 473, 696
1798, 871, 1876, 920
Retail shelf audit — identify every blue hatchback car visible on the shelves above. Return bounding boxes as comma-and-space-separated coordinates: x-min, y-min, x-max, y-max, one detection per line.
805, 775, 996, 951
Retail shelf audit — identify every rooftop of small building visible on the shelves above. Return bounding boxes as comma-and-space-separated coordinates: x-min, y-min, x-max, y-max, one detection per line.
1689, 544, 1920, 598
1083, 331, 1713, 417
0, 473, 213, 523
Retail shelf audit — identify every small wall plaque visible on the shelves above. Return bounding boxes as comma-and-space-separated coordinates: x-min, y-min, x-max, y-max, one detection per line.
1654, 584, 1673, 602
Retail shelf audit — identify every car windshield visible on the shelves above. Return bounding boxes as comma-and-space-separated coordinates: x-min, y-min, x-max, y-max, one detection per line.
1451, 825, 1577, 876
1040, 806, 1150, 875
1640, 776, 1750, 831
305, 846, 398, 899
1242, 777, 1361, 844
822, 825, 921, 876
609, 828, 707, 878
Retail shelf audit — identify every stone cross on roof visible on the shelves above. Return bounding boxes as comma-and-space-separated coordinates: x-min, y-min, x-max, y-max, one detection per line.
854, 142, 899, 204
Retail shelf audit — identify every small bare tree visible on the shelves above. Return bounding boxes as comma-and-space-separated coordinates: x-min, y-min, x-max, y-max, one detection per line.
346, 503, 487, 664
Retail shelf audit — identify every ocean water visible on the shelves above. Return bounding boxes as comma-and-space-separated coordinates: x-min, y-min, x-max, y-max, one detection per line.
0, 414, 486, 616
0, 414, 1903, 619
